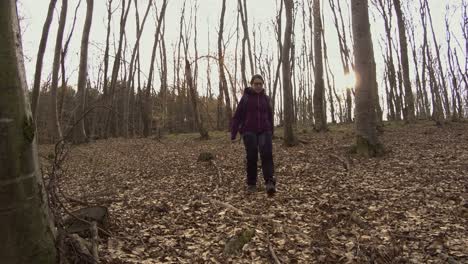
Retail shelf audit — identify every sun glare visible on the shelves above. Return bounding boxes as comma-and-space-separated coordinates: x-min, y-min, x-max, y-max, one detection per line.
343, 72, 356, 89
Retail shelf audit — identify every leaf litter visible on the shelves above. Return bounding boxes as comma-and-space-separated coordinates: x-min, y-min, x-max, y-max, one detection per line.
39, 121, 468, 263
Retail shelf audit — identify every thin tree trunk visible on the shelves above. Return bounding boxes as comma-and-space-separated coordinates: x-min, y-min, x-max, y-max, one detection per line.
73, 0, 93, 144
103, 0, 113, 97
143, 0, 167, 137
218, 0, 233, 130
105, 0, 132, 138
59, 0, 81, 121
185, 59, 208, 139
0, 1, 57, 260
48, 0, 67, 143
122, 0, 152, 138
272, 0, 283, 119
393, 0, 415, 122
426, 0, 450, 118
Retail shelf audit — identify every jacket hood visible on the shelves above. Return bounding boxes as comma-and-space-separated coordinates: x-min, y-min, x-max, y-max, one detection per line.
244, 87, 265, 95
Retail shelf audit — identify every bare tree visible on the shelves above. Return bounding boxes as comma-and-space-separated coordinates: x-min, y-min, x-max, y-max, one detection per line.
185, 58, 208, 139
0, 1, 56, 261
272, 0, 284, 120
352, 0, 382, 156
283, 0, 298, 146
31, 0, 58, 120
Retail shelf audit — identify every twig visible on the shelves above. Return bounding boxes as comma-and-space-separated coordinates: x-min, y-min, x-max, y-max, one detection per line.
267, 234, 282, 264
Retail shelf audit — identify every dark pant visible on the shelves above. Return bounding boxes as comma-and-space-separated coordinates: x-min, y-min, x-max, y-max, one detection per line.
242, 131, 275, 186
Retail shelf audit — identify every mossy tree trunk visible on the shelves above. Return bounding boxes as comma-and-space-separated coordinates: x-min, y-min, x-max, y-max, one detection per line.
0, 0, 57, 262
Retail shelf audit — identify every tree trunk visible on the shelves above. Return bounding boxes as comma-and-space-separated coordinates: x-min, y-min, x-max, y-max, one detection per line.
49, 0, 67, 143
102, 0, 113, 97
31, 0, 58, 120
393, 0, 415, 122
313, 0, 327, 131
352, 0, 381, 157
59, 0, 81, 122
282, 0, 298, 146
0, 1, 56, 261
73, 0, 93, 144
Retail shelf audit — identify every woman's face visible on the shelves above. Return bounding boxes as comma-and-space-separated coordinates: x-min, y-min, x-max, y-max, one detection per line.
251, 78, 264, 93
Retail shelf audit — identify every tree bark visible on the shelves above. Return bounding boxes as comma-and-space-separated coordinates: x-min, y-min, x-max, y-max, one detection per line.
352, 0, 381, 157
0, 1, 56, 261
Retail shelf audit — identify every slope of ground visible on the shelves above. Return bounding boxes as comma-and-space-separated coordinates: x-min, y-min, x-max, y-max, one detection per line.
39, 121, 468, 263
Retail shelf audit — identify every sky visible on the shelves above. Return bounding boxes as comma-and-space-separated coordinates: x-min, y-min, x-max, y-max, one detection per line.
17, 0, 465, 116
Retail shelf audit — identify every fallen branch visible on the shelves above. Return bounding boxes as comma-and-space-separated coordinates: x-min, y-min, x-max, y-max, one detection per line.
91, 222, 99, 263
208, 198, 246, 216
209, 160, 223, 194
267, 234, 282, 264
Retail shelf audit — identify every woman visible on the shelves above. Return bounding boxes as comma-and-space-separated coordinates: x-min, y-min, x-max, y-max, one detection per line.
231, 74, 276, 195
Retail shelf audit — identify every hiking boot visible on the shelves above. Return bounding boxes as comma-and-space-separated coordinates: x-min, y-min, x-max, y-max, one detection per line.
265, 182, 276, 196
246, 185, 257, 194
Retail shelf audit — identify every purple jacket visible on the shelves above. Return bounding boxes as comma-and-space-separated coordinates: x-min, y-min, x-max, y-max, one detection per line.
231, 88, 274, 140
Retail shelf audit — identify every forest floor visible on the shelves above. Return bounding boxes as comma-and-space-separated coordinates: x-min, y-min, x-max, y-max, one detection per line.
39, 121, 468, 263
